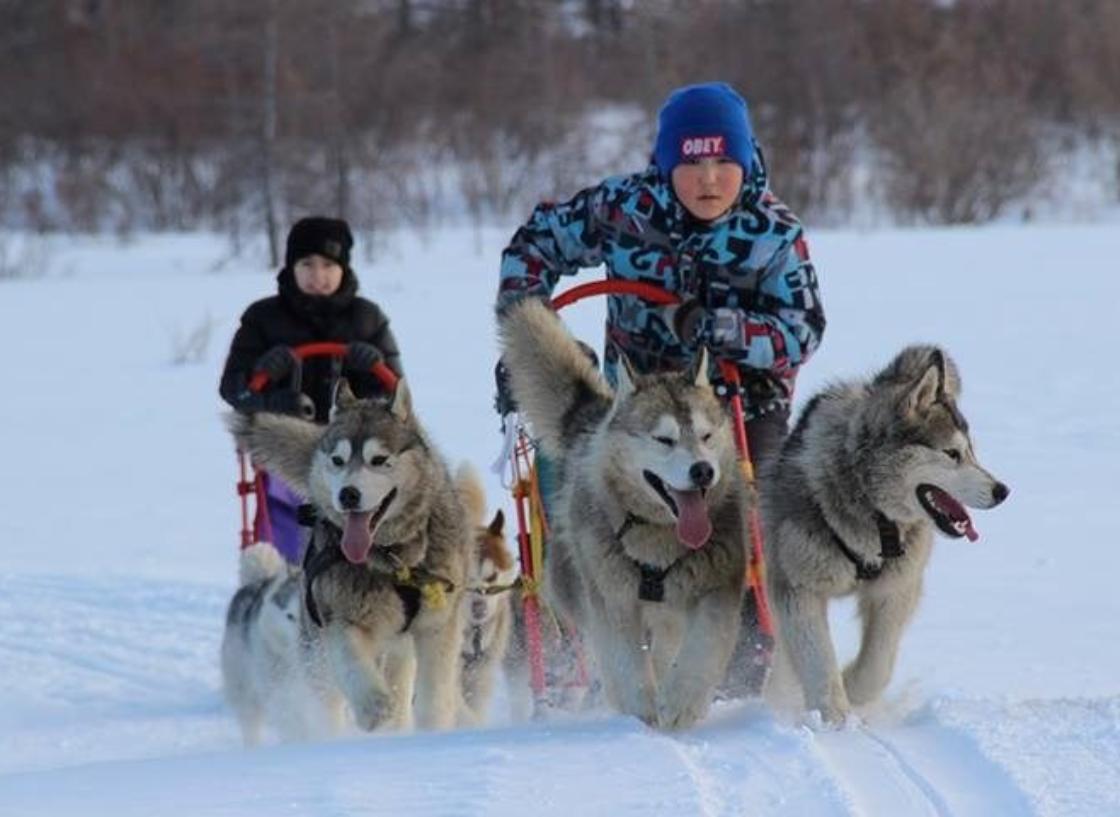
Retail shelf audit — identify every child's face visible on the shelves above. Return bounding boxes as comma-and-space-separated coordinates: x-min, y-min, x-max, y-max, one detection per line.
671, 158, 744, 221
293, 254, 344, 296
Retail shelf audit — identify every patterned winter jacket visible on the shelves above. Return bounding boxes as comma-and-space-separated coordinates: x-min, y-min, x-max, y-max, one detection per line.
497, 153, 825, 419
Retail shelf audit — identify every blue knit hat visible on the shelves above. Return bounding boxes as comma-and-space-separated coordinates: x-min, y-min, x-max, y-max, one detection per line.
653, 82, 755, 179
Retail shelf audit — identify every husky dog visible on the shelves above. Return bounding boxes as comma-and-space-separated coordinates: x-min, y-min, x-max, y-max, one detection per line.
228, 379, 471, 733
454, 464, 518, 725
220, 542, 304, 745
498, 299, 749, 731
762, 345, 1010, 723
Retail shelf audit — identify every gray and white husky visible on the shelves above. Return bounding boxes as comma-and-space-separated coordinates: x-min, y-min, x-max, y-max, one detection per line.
228, 379, 471, 733
220, 542, 305, 745
498, 299, 749, 730
762, 345, 1010, 723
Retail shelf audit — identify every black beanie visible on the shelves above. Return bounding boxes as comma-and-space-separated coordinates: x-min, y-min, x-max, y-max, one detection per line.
285, 216, 354, 268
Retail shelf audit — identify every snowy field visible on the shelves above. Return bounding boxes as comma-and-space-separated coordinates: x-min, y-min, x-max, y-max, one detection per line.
0, 222, 1118, 815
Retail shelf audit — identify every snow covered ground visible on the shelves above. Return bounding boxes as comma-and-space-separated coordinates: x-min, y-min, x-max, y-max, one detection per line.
0, 223, 1118, 815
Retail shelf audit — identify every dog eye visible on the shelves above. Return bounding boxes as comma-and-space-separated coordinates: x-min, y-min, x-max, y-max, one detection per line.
701, 432, 713, 443
943, 448, 962, 463
369, 455, 389, 467
486, 572, 498, 583
654, 436, 675, 447
331, 455, 345, 467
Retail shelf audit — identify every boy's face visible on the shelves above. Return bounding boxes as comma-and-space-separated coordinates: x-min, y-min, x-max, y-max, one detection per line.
293, 254, 344, 296
671, 158, 744, 221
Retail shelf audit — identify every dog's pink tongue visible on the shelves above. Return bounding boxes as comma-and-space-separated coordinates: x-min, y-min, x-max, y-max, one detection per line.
670, 489, 712, 549
340, 511, 375, 564
964, 519, 979, 542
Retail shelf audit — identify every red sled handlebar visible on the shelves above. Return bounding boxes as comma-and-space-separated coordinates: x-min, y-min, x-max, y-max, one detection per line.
247, 342, 399, 394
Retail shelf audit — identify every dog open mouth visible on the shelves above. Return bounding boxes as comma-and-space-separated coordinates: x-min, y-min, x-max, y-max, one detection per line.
916, 484, 978, 541
643, 470, 712, 550
340, 487, 399, 564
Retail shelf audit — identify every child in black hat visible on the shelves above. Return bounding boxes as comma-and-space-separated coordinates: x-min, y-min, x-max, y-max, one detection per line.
220, 215, 404, 562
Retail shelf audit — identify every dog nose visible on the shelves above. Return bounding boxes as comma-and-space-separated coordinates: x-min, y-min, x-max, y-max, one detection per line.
338, 486, 361, 510
689, 461, 715, 489
991, 482, 1010, 505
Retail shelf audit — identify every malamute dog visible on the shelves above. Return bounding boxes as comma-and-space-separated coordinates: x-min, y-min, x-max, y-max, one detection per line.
762, 345, 1010, 723
228, 379, 471, 732
220, 542, 303, 745
498, 299, 749, 730
454, 464, 518, 725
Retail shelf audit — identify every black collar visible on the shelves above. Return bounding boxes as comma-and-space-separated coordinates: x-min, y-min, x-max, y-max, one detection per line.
299, 515, 423, 632
818, 505, 905, 581
613, 511, 683, 603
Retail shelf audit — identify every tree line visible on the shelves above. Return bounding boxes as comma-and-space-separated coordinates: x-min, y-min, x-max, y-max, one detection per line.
1, 0, 1117, 258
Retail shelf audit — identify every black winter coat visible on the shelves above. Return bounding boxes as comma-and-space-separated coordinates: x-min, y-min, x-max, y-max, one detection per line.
219, 267, 403, 422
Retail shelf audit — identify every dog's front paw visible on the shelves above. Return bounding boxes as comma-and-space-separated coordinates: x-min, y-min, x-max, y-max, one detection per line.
807, 688, 851, 727
842, 662, 888, 707
654, 682, 712, 731
350, 686, 394, 731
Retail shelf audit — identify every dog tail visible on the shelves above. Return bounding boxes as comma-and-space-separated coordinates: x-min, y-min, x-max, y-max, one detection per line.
497, 298, 613, 459
237, 541, 288, 587
455, 462, 487, 528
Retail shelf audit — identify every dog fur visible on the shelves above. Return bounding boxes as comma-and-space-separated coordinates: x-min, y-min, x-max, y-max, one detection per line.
227, 379, 472, 733
498, 299, 749, 730
762, 345, 1010, 723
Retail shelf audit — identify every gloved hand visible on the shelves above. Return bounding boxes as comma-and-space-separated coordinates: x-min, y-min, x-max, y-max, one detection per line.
252, 345, 298, 385
236, 388, 316, 420
344, 341, 384, 373
671, 298, 708, 346
494, 359, 517, 415
672, 300, 742, 350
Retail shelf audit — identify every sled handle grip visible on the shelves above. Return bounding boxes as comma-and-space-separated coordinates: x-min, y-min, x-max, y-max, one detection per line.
248, 342, 399, 393
550, 280, 681, 311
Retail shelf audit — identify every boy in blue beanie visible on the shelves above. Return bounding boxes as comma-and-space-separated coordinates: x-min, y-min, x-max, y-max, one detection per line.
495, 82, 825, 697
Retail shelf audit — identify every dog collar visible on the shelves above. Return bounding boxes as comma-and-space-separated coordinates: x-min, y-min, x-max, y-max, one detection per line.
817, 504, 904, 581
612, 511, 684, 602
300, 518, 449, 632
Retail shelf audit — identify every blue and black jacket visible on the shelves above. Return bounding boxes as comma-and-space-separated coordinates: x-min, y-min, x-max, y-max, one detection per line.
498, 152, 825, 419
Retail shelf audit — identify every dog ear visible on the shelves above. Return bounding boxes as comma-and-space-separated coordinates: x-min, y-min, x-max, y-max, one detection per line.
227, 411, 321, 497
688, 347, 711, 388
390, 378, 412, 422
487, 508, 505, 537
331, 378, 357, 419
903, 362, 943, 415
614, 351, 638, 402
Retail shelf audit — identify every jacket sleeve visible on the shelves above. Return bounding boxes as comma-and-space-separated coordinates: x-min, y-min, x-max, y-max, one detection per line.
715, 229, 825, 377
497, 184, 608, 310
219, 305, 271, 410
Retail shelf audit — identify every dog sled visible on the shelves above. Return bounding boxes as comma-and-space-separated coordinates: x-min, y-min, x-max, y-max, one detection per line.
498, 280, 775, 711
234, 342, 399, 552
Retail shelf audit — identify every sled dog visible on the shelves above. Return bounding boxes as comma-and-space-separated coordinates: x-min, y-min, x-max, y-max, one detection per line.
454, 465, 518, 725
498, 299, 749, 730
220, 542, 304, 745
762, 345, 1010, 723
228, 379, 471, 733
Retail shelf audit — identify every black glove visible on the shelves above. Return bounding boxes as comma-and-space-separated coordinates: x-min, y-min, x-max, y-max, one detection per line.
344, 341, 384, 373
252, 345, 298, 384
236, 388, 315, 420
494, 359, 517, 415
671, 298, 708, 346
